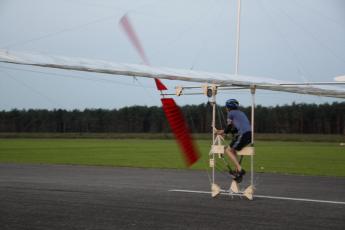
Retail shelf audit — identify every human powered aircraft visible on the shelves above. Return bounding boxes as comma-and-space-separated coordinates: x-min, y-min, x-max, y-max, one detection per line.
0, 0, 344, 199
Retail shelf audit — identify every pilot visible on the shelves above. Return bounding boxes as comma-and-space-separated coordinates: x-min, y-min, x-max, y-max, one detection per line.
216, 99, 252, 183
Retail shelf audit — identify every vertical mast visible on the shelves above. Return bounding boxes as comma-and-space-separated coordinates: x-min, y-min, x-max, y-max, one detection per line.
235, 0, 242, 75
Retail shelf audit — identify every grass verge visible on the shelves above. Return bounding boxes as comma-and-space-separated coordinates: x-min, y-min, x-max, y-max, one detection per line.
0, 138, 344, 177
0, 132, 343, 142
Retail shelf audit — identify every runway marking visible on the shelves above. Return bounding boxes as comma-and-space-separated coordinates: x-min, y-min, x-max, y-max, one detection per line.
169, 189, 345, 205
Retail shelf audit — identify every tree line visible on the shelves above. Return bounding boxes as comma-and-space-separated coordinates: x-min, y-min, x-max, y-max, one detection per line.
0, 102, 344, 134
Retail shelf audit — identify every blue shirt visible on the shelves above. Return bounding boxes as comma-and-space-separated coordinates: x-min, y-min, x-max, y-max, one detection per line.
227, 110, 251, 135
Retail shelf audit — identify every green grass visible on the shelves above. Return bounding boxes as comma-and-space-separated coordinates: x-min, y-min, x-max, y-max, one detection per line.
0, 138, 344, 177
0, 132, 343, 142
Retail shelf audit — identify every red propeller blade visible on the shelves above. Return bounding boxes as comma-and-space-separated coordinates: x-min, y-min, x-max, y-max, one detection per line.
161, 98, 200, 166
119, 14, 167, 91
119, 14, 200, 166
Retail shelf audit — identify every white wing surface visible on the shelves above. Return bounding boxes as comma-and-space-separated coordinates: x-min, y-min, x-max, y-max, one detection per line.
0, 50, 344, 98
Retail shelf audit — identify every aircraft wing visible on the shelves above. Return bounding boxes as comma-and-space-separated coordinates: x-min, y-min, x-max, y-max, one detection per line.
0, 49, 344, 99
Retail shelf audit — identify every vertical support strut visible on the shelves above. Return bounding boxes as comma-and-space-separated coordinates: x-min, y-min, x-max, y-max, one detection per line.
250, 85, 256, 188
211, 93, 216, 185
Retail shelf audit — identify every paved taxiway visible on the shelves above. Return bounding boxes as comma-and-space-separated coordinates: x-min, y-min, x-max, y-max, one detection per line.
0, 164, 344, 229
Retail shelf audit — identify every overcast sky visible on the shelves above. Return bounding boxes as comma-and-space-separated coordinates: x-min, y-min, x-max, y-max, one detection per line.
0, 0, 344, 110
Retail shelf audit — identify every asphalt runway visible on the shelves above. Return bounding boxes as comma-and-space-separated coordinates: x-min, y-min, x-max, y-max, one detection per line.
0, 164, 344, 230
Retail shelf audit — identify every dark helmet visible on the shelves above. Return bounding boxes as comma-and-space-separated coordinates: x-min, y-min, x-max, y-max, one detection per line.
225, 99, 239, 109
